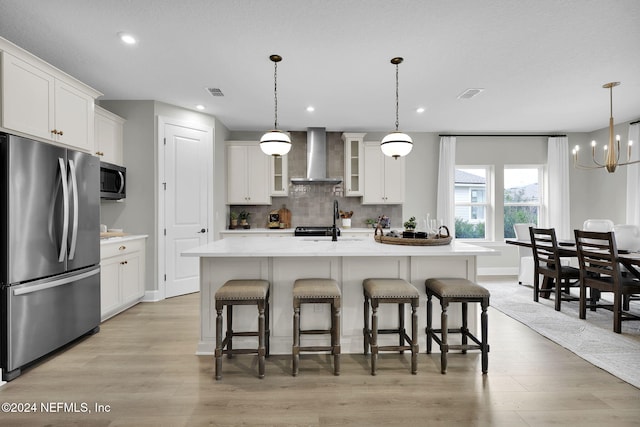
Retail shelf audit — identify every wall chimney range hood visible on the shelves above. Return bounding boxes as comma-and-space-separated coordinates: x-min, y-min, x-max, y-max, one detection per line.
290, 127, 342, 184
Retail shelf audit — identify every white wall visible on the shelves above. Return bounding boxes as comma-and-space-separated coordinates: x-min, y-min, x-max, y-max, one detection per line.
570, 121, 631, 229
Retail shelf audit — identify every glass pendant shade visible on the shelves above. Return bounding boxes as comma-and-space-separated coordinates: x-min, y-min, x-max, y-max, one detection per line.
381, 131, 413, 159
260, 130, 291, 156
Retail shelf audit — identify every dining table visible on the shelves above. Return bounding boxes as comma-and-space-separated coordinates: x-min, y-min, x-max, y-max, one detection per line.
506, 238, 640, 296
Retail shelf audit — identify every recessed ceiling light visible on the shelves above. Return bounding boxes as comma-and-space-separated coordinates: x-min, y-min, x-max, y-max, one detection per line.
118, 32, 137, 45
196, 105, 205, 110
416, 107, 425, 113
306, 106, 315, 112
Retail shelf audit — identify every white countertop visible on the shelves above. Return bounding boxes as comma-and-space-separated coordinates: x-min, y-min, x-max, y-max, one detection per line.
100, 234, 148, 244
182, 236, 498, 258
219, 227, 375, 234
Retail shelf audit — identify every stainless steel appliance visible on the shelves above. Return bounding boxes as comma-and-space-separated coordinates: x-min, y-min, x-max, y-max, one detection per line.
0, 133, 101, 381
294, 226, 341, 237
100, 161, 126, 200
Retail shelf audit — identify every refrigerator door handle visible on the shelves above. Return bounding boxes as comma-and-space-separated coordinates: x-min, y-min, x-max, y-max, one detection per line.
12, 267, 101, 296
58, 157, 69, 263
68, 159, 79, 260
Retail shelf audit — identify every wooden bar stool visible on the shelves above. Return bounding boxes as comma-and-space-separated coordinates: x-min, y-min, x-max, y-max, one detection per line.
425, 278, 490, 374
363, 278, 419, 375
214, 279, 270, 380
292, 278, 341, 376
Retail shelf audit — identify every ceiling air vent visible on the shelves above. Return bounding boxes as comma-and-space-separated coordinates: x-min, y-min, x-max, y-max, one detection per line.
206, 87, 224, 97
457, 88, 484, 99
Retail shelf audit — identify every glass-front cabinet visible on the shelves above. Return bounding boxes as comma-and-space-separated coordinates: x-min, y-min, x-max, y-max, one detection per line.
342, 133, 365, 196
271, 154, 288, 196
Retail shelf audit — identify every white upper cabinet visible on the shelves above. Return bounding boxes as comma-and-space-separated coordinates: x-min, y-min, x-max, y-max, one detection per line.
1, 52, 54, 140
0, 38, 101, 152
362, 141, 405, 204
342, 132, 365, 197
226, 141, 271, 205
94, 105, 125, 165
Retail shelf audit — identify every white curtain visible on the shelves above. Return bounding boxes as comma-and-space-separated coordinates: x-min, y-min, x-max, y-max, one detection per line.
547, 136, 571, 240
626, 123, 640, 225
437, 136, 456, 237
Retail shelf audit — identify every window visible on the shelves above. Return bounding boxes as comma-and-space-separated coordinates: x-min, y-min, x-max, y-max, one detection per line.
455, 167, 491, 239
503, 166, 543, 238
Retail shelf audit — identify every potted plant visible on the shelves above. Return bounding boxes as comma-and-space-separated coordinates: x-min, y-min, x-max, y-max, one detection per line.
230, 211, 238, 228
403, 216, 417, 230
365, 218, 377, 228
403, 216, 417, 238
340, 210, 353, 228
238, 210, 250, 227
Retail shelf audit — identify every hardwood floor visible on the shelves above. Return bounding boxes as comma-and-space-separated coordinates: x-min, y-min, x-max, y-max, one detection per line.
1, 278, 639, 426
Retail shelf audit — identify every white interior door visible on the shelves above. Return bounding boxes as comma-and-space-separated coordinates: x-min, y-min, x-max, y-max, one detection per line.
162, 120, 212, 298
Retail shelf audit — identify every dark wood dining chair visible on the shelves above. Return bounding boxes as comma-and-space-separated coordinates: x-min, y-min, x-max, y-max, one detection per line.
529, 227, 580, 311
574, 230, 640, 333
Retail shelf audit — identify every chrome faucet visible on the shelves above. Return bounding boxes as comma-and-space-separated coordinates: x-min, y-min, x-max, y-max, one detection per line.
332, 199, 339, 241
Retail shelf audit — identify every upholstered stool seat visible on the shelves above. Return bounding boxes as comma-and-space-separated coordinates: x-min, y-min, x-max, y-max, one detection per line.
214, 279, 270, 380
362, 278, 420, 375
425, 278, 490, 374
292, 278, 341, 376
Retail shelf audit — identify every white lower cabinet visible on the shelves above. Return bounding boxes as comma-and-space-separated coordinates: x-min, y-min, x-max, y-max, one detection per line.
100, 236, 146, 321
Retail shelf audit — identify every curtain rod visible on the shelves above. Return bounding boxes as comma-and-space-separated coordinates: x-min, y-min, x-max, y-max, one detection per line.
438, 134, 567, 137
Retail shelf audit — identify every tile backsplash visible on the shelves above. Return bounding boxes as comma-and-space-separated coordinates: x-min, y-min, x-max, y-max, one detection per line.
229, 131, 402, 229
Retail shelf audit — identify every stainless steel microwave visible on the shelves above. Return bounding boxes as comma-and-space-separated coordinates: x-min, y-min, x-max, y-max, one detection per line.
100, 161, 126, 200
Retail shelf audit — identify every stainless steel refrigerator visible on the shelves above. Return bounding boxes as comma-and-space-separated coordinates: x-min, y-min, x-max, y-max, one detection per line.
0, 133, 100, 381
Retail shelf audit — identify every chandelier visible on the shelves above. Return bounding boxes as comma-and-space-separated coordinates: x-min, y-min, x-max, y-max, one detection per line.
572, 82, 637, 173
260, 54, 291, 157
381, 57, 413, 159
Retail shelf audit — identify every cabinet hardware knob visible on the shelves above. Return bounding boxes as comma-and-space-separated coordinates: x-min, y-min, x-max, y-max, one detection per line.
96, 151, 104, 156
58, 130, 64, 136
119, 245, 126, 251
51, 129, 58, 134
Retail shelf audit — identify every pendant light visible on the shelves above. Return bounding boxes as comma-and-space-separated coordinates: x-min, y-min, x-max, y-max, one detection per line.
260, 54, 291, 157
381, 57, 413, 159
572, 81, 638, 173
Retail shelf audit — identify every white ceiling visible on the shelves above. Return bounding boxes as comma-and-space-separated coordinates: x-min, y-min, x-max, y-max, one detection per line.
1, 0, 639, 134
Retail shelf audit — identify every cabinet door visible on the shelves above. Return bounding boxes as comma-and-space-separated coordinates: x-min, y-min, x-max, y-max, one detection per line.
382, 155, 405, 204
246, 145, 270, 203
100, 257, 121, 320
95, 107, 124, 165
54, 80, 94, 152
1, 52, 54, 140
343, 133, 365, 196
271, 154, 288, 196
227, 143, 271, 205
362, 143, 386, 204
227, 144, 249, 204
121, 252, 144, 304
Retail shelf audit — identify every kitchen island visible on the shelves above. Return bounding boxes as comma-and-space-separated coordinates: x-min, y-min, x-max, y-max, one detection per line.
182, 236, 498, 355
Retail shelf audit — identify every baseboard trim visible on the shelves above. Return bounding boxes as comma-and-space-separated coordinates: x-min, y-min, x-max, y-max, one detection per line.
478, 267, 518, 276
143, 290, 164, 302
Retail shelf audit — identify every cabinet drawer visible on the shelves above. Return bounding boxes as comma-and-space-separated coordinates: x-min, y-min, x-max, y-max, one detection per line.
100, 238, 144, 259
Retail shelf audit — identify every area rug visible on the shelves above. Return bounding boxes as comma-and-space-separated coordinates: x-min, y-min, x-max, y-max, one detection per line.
480, 280, 640, 389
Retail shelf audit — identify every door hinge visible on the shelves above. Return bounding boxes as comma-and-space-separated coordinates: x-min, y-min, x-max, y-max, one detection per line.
164, 228, 167, 236
163, 137, 166, 145
163, 182, 166, 190
164, 274, 166, 281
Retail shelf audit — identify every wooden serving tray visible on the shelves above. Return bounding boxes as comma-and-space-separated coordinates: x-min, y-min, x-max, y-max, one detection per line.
373, 226, 452, 246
